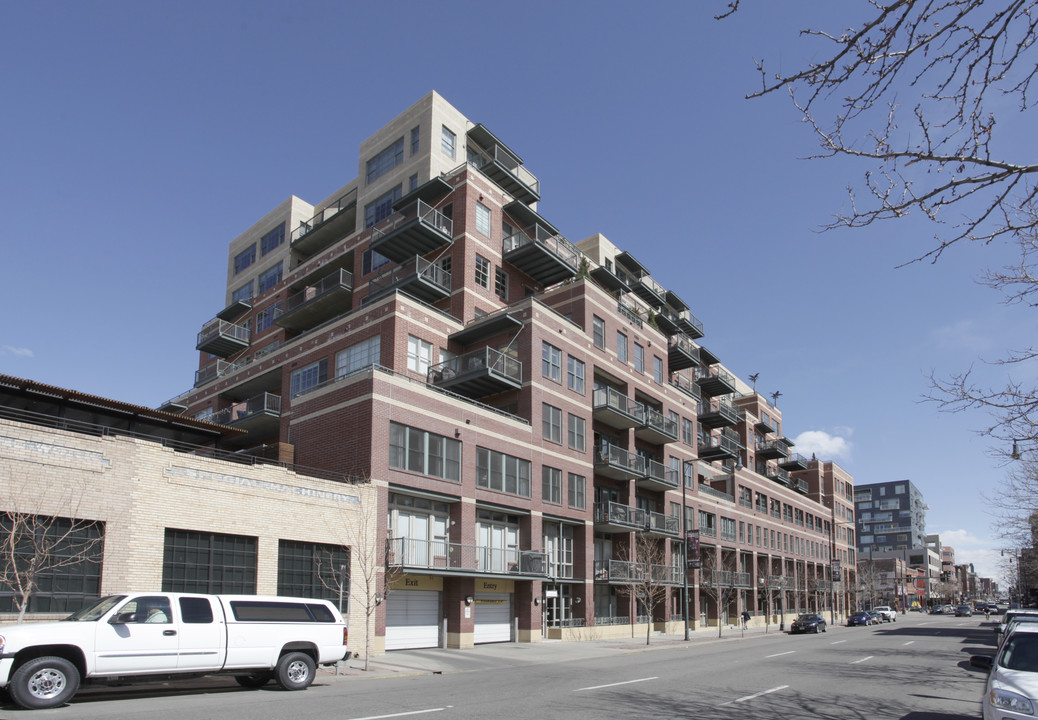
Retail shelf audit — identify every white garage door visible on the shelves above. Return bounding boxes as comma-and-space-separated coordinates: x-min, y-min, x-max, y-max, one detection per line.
385, 590, 440, 650
474, 592, 512, 644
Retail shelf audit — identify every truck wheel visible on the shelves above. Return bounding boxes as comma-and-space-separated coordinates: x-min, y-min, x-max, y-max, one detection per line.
275, 652, 316, 691
235, 672, 273, 688
9, 656, 80, 709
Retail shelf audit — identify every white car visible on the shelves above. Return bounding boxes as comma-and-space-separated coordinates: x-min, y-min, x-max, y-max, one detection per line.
972, 624, 1038, 719
872, 605, 897, 622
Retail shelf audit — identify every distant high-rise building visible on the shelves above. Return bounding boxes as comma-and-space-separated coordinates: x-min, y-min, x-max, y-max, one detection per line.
854, 480, 926, 554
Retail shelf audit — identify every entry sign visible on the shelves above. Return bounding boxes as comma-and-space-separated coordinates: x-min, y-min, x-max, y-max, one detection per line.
686, 530, 701, 570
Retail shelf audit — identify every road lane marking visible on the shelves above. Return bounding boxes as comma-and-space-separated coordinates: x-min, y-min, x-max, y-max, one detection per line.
831, 640, 846, 644
850, 656, 874, 664
350, 709, 448, 720
576, 677, 658, 692
903, 641, 915, 646
766, 651, 795, 658
722, 685, 790, 705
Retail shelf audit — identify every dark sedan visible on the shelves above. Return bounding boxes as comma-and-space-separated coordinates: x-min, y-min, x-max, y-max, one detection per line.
790, 613, 827, 634
847, 611, 874, 626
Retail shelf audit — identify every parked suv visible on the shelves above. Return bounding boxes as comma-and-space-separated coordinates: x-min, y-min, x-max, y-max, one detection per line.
872, 605, 897, 622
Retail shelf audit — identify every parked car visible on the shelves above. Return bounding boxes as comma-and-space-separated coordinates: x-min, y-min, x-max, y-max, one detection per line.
847, 611, 874, 626
866, 610, 885, 624
972, 624, 1038, 719
956, 604, 974, 617
872, 605, 897, 622
790, 613, 827, 634
999, 616, 1038, 648
998, 610, 1038, 645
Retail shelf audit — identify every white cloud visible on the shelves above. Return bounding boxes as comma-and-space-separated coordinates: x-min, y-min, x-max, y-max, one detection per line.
931, 319, 992, 354
792, 430, 852, 461
933, 529, 1006, 585
1, 345, 33, 358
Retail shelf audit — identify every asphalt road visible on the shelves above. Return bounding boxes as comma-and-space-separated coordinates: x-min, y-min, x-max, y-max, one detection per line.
14, 613, 996, 720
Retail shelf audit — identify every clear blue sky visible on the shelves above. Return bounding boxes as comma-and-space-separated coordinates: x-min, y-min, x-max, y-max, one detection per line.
1, 1, 1025, 584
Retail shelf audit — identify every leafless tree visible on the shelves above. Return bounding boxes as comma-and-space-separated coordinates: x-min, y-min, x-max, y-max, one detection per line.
698, 549, 740, 638
856, 558, 882, 610
615, 532, 670, 645
0, 478, 104, 623
720, 0, 1038, 508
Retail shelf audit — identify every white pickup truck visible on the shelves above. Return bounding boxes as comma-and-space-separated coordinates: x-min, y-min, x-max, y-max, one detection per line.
0, 593, 349, 709
872, 605, 897, 622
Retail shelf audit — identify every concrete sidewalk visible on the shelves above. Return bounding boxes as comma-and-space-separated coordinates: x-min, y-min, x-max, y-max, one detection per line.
322, 622, 791, 681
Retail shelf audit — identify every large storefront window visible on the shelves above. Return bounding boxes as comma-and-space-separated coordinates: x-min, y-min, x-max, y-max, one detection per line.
277, 540, 350, 602
162, 529, 257, 594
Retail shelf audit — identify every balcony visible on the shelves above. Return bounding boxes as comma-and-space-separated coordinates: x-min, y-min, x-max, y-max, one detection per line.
594, 559, 645, 583
467, 124, 540, 204
767, 466, 792, 487
592, 387, 642, 430
756, 437, 793, 460
654, 305, 705, 340
668, 334, 702, 372
291, 188, 358, 258
369, 199, 453, 264
428, 347, 522, 398
448, 310, 523, 346
646, 508, 680, 536
706, 570, 753, 588
628, 272, 667, 308
698, 399, 740, 430
194, 358, 250, 388
594, 444, 646, 480
634, 406, 679, 445
502, 224, 580, 286
196, 318, 250, 358
793, 478, 810, 495
669, 373, 702, 402
639, 459, 680, 493
208, 392, 281, 438
698, 429, 740, 462
594, 502, 648, 533
695, 365, 736, 397
386, 537, 549, 578
366, 255, 451, 304
617, 301, 643, 328
779, 452, 809, 471
273, 269, 353, 332
589, 264, 632, 294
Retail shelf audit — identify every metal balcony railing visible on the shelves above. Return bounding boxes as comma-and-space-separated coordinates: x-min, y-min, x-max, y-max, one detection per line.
427, 346, 522, 386
208, 392, 281, 426
369, 198, 453, 246
386, 537, 549, 577
469, 144, 540, 196
595, 443, 646, 476
593, 387, 641, 418
636, 406, 678, 440
368, 255, 451, 296
502, 223, 581, 271
291, 188, 358, 243
594, 501, 647, 529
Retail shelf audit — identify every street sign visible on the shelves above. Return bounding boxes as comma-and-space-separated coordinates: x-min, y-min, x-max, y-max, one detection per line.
686, 529, 701, 570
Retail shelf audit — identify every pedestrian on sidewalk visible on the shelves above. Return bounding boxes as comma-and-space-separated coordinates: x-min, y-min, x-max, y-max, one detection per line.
741, 610, 750, 630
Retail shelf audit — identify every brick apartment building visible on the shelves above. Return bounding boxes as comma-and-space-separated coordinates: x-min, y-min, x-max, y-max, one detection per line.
157, 91, 857, 651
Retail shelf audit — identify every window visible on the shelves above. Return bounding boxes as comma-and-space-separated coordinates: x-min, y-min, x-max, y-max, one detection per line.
277, 540, 350, 601
542, 342, 562, 381
162, 529, 257, 594
634, 343, 644, 373
366, 137, 404, 184
567, 356, 585, 394
407, 335, 433, 375
441, 125, 456, 159
494, 267, 508, 299
256, 303, 281, 333
231, 282, 254, 304
476, 202, 491, 236
542, 403, 563, 443
543, 466, 562, 504
336, 336, 381, 377
475, 255, 490, 288
653, 356, 663, 384
409, 173, 418, 192
179, 597, 215, 624
233, 244, 256, 274
567, 413, 586, 451
364, 185, 402, 227
682, 417, 694, 445
568, 473, 586, 509
362, 248, 391, 275
389, 422, 462, 481
544, 524, 574, 578
290, 359, 327, 397
0, 516, 103, 613
616, 332, 628, 363
258, 262, 282, 293
411, 125, 420, 154
260, 223, 285, 256
592, 316, 606, 348
476, 448, 531, 497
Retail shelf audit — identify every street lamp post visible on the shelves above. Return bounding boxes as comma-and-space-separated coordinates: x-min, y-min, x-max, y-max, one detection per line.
682, 459, 692, 641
